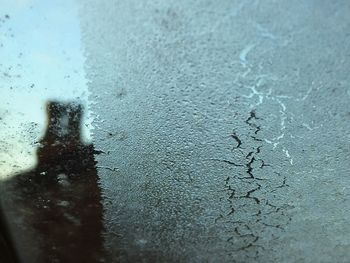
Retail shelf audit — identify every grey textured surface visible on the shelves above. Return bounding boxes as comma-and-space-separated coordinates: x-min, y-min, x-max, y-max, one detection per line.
79, 0, 350, 262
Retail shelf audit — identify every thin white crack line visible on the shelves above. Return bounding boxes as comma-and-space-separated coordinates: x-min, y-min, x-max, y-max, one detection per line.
239, 44, 256, 68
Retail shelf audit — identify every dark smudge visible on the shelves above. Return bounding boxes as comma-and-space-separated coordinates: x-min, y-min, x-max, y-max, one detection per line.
0, 101, 107, 263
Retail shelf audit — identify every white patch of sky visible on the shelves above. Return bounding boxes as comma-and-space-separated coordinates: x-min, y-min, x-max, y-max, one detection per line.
0, 0, 90, 178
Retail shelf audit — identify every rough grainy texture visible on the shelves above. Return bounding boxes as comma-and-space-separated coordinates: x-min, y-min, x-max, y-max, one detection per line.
79, 0, 350, 262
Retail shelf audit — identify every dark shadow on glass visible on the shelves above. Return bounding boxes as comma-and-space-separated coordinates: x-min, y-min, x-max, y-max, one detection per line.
0, 206, 19, 263
0, 101, 106, 263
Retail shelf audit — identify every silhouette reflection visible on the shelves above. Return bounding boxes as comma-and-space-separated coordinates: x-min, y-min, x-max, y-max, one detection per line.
0, 101, 106, 263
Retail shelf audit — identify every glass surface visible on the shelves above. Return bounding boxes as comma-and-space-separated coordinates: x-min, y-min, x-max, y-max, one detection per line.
1, 0, 350, 262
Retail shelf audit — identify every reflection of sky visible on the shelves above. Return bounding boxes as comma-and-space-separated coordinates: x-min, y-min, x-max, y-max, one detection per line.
0, 0, 90, 178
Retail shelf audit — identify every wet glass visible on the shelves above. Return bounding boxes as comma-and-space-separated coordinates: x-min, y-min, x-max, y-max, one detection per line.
1, 0, 350, 263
